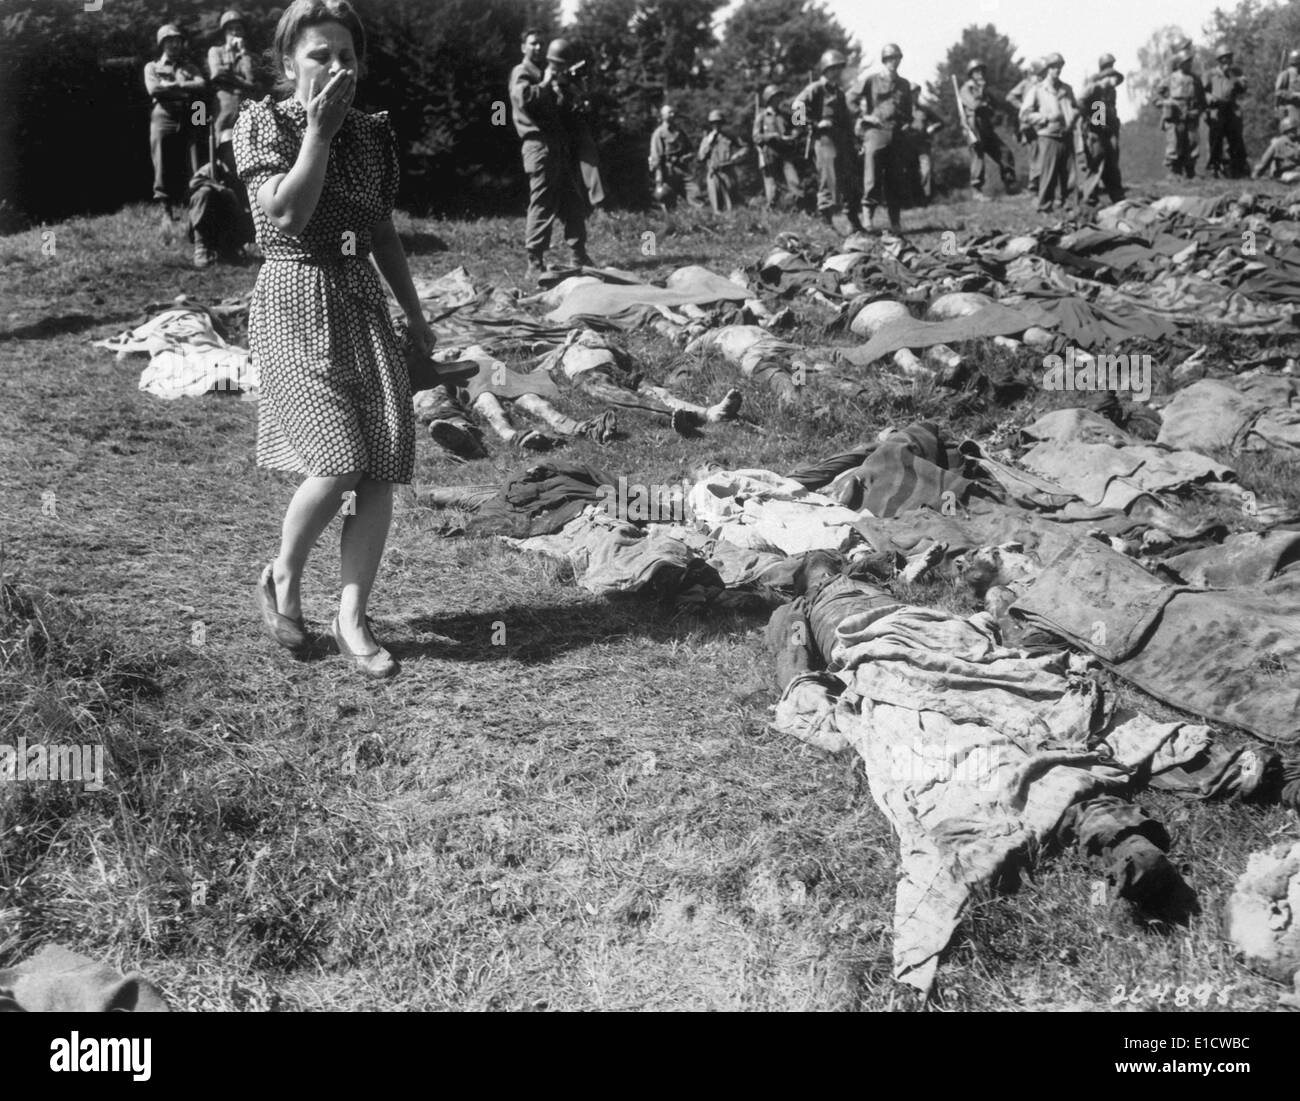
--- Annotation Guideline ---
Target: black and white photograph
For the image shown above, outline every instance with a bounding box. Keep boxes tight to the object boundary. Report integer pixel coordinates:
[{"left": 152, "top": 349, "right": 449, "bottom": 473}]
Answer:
[{"left": 1, "top": 0, "right": 1298, "bottom": 1048}]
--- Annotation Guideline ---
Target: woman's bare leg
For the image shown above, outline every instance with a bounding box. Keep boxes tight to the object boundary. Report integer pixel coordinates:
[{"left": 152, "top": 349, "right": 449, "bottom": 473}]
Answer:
[
  {"left": 273, "top": 472, "right": 363, "bottom": 621},
  {"left": 338, "top": 476, "right": 394, "bottom": 653}
]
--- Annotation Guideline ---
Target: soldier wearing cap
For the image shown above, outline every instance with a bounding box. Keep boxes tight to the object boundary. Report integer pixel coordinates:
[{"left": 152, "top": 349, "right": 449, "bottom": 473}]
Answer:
[
  {"left": 1275, "top": 49, "right": 1300, "bottom": 126},
  {"left": 510, "top": 32, "right": 592, "bottom": 277},
  {"left": 792, "top": 49, "right": 864, "bottom": 231},
  {"left": 649, "top": 103, "right": 702, "bottom": 211},
  {"left": 752, "top": 84, "right": 802, "bottom": 209},
  {"left": 959, "top": 58, "right": 1019, "bottom": 199},
  {"left": 207, "top": 11, "right": 259, "bottom": 186},
  {"left": 905, "top": 82, "right": 943, "bottom": 204},
  {"left": 1007, "top": 58, "right": 1045, "bottom": 192},
  {"left": 1019, "top": 53, "right": 1078, "bottom": 213},
  {"left": 144, "top": 24, "right": 207, "bottom": 219},
  {"left": 1079, "top": 53, "right": 1124, "bottom": 203},
  {"left": 852, "top": 42, "right": 913, "bottom": 232},
  {"left": 1254, "top": 116, "right": 1300, "bottom": 180},
  {"left": 1206, "top": 45, "right": 1249, "bottom": 178},
  {"left": 1152, "top": 49, "right": 1206, "bottom": 178},
  {"left": 698, "top": 109, "right": 743, "bottom": 212}
]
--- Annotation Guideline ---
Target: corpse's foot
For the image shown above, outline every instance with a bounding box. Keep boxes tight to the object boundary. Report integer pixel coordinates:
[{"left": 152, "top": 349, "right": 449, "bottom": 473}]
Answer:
[{"left": 706, "top": 388, "right": 743, "bottom": 422}]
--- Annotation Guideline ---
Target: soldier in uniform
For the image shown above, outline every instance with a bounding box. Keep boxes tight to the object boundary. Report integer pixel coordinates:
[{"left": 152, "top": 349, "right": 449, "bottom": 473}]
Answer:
[
  {"left": 207, "top": 10, "right": 258, "bottom": 195},
  {"left": 1206, "top": 45, "right": 1249, "bottom": 178},
  {"left": 1007, "top": 58, "right": 1044, "bottom": 193},
  {"left": 1080, "top": 54, "right": 1124, "bottom": 204},
  {"left": 793, "top": 50, "right": 864, "bottom": 231},
  {"left": 649, "top": 103, "right": 701, "bottom": 211},
  {"left": 752, "top": 85, "right": 802, "bottom": 209},
  {"left": 698, "top": 109, "right": 743, "bottom": 212},
  {"left": 853, "top": 43, "right": 913, "bottom": 232},
  {"left": 1019, "top": 53, "right": 1078, "bottom": 213},
  {"left": 1253, "top": 116, "right": 1300, "bottom": 181},
  {"left": 510, "top": 33, "right": 593, "bottom": 277},
  {"left": 1153, "top": 49, "right": 1206, "bottom": 179},
  {"left": 906, "top": 82, "right": 943, "bottom": 205},
  {"left": 145, "top": 24, "right": 207, "bottom": 221},
  {"left": 959, "top": 59, "right": 1019, "bottom": 199},
  {"left": 1274, "top": 49, "right": 1300, "bottom": 126}
]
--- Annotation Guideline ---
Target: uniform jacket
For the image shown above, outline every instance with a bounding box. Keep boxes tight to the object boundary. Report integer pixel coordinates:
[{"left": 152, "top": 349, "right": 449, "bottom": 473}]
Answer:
[
  {"left": 1019, "top": 78, "right": 1079, "bottom": 139},
  {"left": 509, "top": 59, "right": 578, "bottom": 143},
  {"left": 1081, "top": 73, "right": 1122, "bottom": 134},
  {"left": 698, "top": 129, "right": 740, "bottom": 174},
  {"left": 144, "top": 56, "right": 207, "bottom": 117},
  {"left": 753, "top": 105, "right": 796, "bottom": 153},
  {"left": 649, "top": 122, "right": 694, "bottom": 175},
  {"left": 1275, "top": 66, "right": 1300, "bottom": 107},
  {"left": 1257, "top": 134, "right": 1300, "bottom": 176},
  {"left": 1206, "top": 67, "right": 1248, "bottom": 113},
  {"left": 960, "top": 79, "right": 1012, "bottom": 131},
  {"left": 853, "top": 71, "right": 913, "bottom": 132},
  {"left": 908, "top": 101, "right": 943, "bottom": 143},
  {"left": 792, "top": 78, "right": 854, "bottom": 137},
  {"left": 1154, "top": 69, "right": 1207, "bottom": 117},
  {"left": 207, "top": 43, "right": 257, "bottom": 95}
]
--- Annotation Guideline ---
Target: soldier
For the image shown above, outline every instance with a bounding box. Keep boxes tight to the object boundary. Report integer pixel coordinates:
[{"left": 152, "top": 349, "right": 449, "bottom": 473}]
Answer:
[
  {"left": 1206, "top": 45, "right": 1249, "bottom": 178},
  {"left": 959, "top": 59, "right": 1019, "bottom": 200},
  {"left": 793, "top": 50, "right": 864, "bottom": 232},
  {"left": 906, "top": 82, "right": 943, "bottom": 205},
  {"left": 649, "top": 103, "right": 701, "bottom": 211},
  {"left": 510, "top": 33, "right": 593, "bottom": 277},
  {"left": 1274, "top": 49, "right": 1300, "bottom": 126},
  {"left": 207, "top": 10, "right": 258, "bottom": 193},
  {"left": 144, "top": 24, "right": 207, "bottom": 222},
  {"left": 1153, "top": 49, "right": 1206, "bottom": 179},
  {"left": 1080, "top": 54, "right": 1124, "bottom": 203},
  {"left": 853, "top": 42, "right": 913, "bottom": 232},
  {"left": 752, "top": 84, "right": 802, "bottom": 209},
  {"left": 1019, "top": 53, "right": 1078, "bottom": 213},
  {"left": 698, "top": 109, "right": 743, "bottom": 212},
  {"left": 1007, "top": 58, "right": 1044, "bottom": 193},
  {"left": 1253, "top": 116, "right": 1300, "bottom": 181}
]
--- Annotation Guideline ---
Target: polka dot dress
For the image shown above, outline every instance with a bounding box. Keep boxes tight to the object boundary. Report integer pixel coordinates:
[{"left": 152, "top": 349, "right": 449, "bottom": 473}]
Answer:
[{"left": 233, "top": 96, "right": 414, "bottom": 483}]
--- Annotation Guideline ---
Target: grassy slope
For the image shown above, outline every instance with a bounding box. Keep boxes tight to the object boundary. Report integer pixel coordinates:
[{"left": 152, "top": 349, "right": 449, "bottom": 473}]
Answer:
[{"left": 1, "top": 181, "right": 1298, "bottom": 1011}]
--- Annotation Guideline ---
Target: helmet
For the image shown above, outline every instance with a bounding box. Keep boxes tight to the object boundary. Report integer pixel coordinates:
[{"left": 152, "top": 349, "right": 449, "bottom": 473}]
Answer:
[
  {"left": 1029, "top": 57, "right": 1046, "bottom": 76},
  {"left": 707, "top": 109, "right": 724, "bottom": 123},
  {"left": 1171, "top": 35, "right": 1193, "bottom": 52},
  {"left": 1098, "top": 52, "right": 1116, "bottom": 70},
  {"left": 966, "top": 59, "right": 986, "bottom": 76},
  {"left": 653, "top": 181, "right": 673, "bottom": 203},
  {"left": 761, "top": 84, "right": 781, "bottom": 104},
  {"left": 1043, "top": 52, "right": 1065, "bottom": 69},
  {"left": 1290, "top": 49, "right": 1300, "bottom": 66},
  {"left": 1215, "top": 44, "right": 1234, "bottom": 59},
  {"left": 546, "top": 38, "right": 577, "bottom": 66},
  {"left": 219, "top": 10, "right": 244, "bottom": 31},
  {"left": 881, "top": 43, "right": 902, "bottom": 61},
  {"left": 1283, "top": 116, "right": 1298, "bottom": 133},
  {"left": 1174, "top": 49, "right": 1194, "bottom": 66},
  {"left": 156, "top": 23, "right": 183, "bottom": 45},
  {"left": 819, "top": 49, "right": 847, "bottom": 73}
]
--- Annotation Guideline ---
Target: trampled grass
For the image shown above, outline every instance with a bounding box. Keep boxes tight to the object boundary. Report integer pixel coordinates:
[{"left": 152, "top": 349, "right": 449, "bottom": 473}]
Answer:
[{"left": 2, "top": 177, "right": 1298, "bottom": 1011}]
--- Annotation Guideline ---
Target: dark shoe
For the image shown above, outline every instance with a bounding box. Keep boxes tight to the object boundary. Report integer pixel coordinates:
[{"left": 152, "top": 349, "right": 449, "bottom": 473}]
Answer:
[
  {"left": 256, "top": 564, "right": 309, "bottom": 651},
  {"left": 428, "top": 417, "right": 488, "bottom": 459},
  {"left": 572, "top": 249, "right": 595, "bottom": 268},
  {"left": 526, "top": 253, "right": 546, "bottom": 280},
  {"left": 670, "top": 408, "right": 705, "bottom": 435},
  {"left": 331, "top": 615, "right": 399, "bottom": 680},
  {"left": 194, "top": 241, "right": 215, "bottom": 269}
]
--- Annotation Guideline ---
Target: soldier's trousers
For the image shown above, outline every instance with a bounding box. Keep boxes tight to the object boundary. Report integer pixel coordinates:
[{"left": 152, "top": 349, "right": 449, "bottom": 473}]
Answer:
[
  {"left": 813, "top": 134, "right": 859, "bottom": 214},
  {"left": 861, "top": 129, "right": 907, "bottom": 225},
  {"left": 705, "top": 168, "right": 736, "bottom": 212},
  {"left": 657, "top": 168, "right": 704, "bottom": 210},
  {"left": 760, "top": 156, "right": 803, "bottom": 207},
  {"left": 150, "top": 109, "right": 197, "bottom": 204},
  {"left": 911, "top": 136, "right": 934, "bottom": 203},
  {"left": 969, "top": 125, "right": 1018, "bottom": 191},
  {"left": 1083, "top": 128, "right": 1123, "bottom": 202},
  {"left": 521, "top": 136, "right": 587, "bottom": 258},
  {"left": 1035, "top": 134, "right": 1074, "bottom": 211},
  {"left": 1207, "top": 111, "right": 1248, "bottom": 177},
  {"left": 1163, "top": 114, "right": 1200, "bottom": 176}
]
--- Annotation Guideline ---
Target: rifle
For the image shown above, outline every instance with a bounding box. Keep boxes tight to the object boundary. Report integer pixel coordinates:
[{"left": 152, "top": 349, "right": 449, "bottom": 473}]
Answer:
[
  {"left": 952, "top": 74, "right": 978, "bottom": 146},
  {"left": 803, "top": 69, "right": 814, "bottom": 160},
  {"left": 754, "top": 91, "right": 768, "bottom": 171}
]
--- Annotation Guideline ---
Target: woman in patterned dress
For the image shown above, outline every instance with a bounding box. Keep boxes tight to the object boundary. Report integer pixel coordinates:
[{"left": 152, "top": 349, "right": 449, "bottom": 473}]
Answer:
[{"left": 234, "top": 0, "right": 434, "bottom": 679}]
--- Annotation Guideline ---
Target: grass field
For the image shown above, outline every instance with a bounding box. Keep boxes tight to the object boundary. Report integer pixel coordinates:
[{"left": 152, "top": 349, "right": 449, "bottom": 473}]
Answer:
[{"left": 2, "top": 174, "right": 1298, "bottom": 1011}]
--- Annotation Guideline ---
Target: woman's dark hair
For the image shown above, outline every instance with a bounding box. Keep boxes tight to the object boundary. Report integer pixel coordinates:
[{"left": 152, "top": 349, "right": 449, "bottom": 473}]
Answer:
[{"left": 270, "top": 0, "right": 366, "bottom": 94}]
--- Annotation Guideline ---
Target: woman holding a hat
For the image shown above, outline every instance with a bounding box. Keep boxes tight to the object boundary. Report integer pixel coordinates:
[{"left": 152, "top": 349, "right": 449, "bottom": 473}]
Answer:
[{"left": 144, "top": 25, "right": 207, "bottom": 219}]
